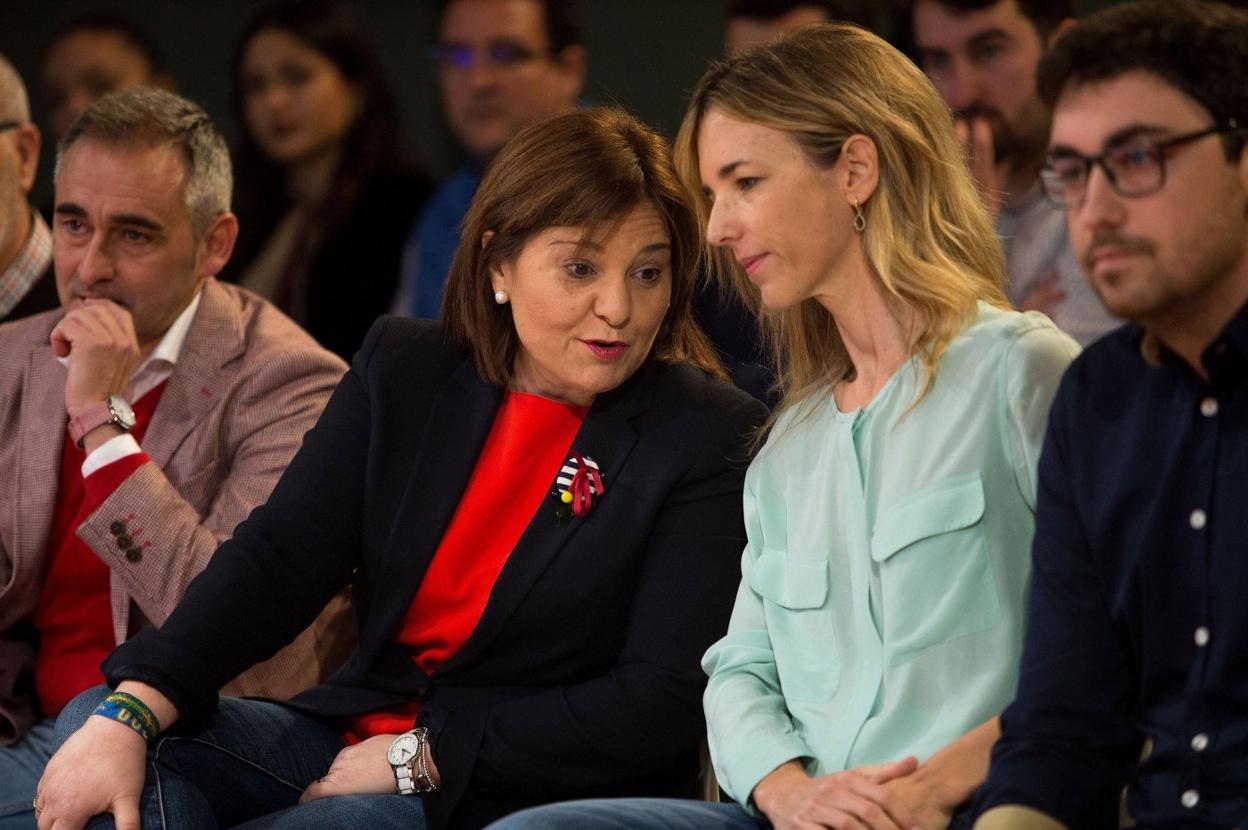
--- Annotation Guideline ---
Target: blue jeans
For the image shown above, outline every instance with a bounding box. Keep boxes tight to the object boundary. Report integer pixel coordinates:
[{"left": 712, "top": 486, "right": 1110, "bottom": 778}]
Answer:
[
  {"left": 486, "top": 796, "right": 978, "bottom": 830},
  {"left": 0, "top": 718, "right": 58, "bottom": 830},
  {"left": 58, "top": 686, "right": 427, "bottom": 830}
]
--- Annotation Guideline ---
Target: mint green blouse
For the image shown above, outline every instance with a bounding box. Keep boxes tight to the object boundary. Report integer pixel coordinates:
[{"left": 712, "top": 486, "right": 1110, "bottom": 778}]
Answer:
[{"left": 702, "top": 304, "right": 1080, "bottom": 807}]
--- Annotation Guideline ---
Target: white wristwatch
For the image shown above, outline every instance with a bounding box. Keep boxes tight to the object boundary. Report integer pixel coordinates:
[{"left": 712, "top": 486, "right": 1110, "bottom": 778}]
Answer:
[
  {"left": 387, "top": 727, "right": 437, "bottom": 795},
  {"left": 387, "top": 730, "right": 420, "bottom": 794}
]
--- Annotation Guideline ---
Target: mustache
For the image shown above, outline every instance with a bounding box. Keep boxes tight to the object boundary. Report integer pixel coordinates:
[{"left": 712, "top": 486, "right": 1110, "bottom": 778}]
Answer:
[{"left": 1082, "top": 231, "right": 1154, "bottom": 268}]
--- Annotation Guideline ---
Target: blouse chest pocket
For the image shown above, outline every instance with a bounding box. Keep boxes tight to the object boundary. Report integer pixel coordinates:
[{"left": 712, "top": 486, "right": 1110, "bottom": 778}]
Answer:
[
  {"left": 747, "top": 552, "right": 840, "bottom": 702},
  {"left": 869, "top": 474, "right": 1001, "bottom": 664}
]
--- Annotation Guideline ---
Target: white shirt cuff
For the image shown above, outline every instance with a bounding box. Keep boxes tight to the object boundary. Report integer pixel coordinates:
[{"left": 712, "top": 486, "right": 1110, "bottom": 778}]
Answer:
[{"left": 81, "top": 433, "right": 143, "bottom": 478}]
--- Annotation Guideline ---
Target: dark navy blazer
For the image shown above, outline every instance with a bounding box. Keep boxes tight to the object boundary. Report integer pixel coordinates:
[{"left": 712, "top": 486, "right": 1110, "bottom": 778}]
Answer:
[{"left": 106, "top": 317, "right": 767, "bottom": 829}]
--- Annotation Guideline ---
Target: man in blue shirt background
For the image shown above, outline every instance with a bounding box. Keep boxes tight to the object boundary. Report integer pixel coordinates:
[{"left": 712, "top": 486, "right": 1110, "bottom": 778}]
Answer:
[
  {"left": 976, "top": 2, "right": 1248, "bottom": 827},
  {"left": 393, "top": 0, "right": 586, "bottom": 320}
]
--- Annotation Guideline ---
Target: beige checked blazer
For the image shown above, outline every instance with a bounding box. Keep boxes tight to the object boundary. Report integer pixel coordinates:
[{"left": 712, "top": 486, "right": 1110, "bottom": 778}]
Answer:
[{"left": 0, "top": 279, "right": 354, "bottom": 744}]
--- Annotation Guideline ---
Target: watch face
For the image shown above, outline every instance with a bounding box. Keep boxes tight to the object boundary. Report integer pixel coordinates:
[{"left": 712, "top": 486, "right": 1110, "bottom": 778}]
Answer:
[
  {"left": 107, "top": 395, "right": 137, "bottom": 430},
  {"left": 387, "top": 734, "right": 419, "bottom": 765}
]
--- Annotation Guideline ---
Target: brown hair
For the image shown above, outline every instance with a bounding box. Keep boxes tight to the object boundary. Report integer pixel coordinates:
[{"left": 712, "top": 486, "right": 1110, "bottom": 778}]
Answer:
[
  {"left": 443, "top": 106, "right": 725, "bottom": 386},
  {"left": 675, "top": 23, "right": 1007, "bottom": 421}
]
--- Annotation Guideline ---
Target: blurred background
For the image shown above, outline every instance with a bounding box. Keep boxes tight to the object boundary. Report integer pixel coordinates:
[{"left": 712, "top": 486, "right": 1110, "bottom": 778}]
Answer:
[{"left": 6, "top": 0, "right": 1128, "bottom": 208}]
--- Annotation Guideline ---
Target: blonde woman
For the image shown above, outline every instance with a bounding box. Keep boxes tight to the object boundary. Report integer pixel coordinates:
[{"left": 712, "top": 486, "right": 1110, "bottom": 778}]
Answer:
[{"left": 488, "top": 23, "right": 1080, "bottom": 830}]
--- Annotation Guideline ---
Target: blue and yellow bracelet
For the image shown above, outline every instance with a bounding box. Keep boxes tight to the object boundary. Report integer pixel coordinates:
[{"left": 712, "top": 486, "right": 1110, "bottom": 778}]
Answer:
[{"left": 91, "top": 691, "right": 161, "bottom": 743}]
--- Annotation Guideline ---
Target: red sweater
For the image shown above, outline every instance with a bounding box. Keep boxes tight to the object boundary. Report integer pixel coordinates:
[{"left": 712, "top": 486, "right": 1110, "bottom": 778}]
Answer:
[
  {"left": 347, "top": 391, "right": 586, "bottom": 740},
  {"left": 32, "top": 383, "right": 166, "bottom": 716}
]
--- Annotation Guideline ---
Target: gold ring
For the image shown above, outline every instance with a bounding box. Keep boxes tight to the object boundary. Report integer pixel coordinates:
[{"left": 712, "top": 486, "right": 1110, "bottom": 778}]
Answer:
[{"left": 31, "top": 797, "right": 41, "bottom": 814}]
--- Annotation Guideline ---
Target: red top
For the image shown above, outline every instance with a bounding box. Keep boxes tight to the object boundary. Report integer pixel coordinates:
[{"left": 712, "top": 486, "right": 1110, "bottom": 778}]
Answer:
[
  {"left": 33, "top": 382, "right": 166, "bottom": 716},
  {"left": 346, "top": 391, "right": 587, "bottom": 741}
]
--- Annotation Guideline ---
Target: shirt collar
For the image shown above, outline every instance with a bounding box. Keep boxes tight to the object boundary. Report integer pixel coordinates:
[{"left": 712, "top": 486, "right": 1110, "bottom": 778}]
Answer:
[
  {"left": 0, "top": 208, "right": 52, "bottom": 317},
  {"left": 1133, "top": 297, "right": 1248, "bottom": 386}
]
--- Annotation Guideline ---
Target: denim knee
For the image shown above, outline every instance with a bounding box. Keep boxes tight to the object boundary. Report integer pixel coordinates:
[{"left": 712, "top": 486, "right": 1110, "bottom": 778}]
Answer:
[{"left": 53, "top": 684, "right": 113, "bottom": 744}]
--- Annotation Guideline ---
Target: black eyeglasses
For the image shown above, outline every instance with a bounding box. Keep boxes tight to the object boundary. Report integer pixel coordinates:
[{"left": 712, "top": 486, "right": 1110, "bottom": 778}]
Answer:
[
  {"left": 1040, "top": 120, "right": 1243, "bottom": 207},
  {"left": 426, "top": 40, "right": 547, "bottom": 71}
]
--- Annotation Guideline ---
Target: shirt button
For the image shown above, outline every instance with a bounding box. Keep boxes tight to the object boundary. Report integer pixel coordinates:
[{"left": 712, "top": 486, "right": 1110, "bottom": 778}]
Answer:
[
  {"left": 1191, "top": 733, "right": 1209, "bottom": 752},
  {"left": 109, "top": 520, "right": 126, "bottom": 535},
  {"left": 1200, "top": 397, "right": 1219, "bottom": 417},
  {"left": 1190, "top": 508, "right": 1207, "bottom": 530},
  {"left": 1195, "top": 626, "right": 1210, "bottom": 647},
  {"left": 124, "top": 547, "right": 143, "bottom": 563},
  {"left": 1181, "top": 788, "right": 1200, "bottom": 808}
]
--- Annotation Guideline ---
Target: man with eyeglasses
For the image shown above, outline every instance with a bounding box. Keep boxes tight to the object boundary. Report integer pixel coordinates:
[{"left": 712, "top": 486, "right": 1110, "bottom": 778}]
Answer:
[
  {"left": 974, "top": 2, "right": 1248, "bottom": 828},
  {"left": 912, "top": 0, "right": 1119, "bottom": 346},
  {"left": 394, "top": 0, "right": 586, "bottom": 320},
  {"left": 0, "top": 54, "right": 57, "bottom": 324}
]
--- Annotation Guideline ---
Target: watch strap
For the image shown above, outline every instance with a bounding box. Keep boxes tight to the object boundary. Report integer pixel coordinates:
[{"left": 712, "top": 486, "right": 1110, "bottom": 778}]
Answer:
[{"left": 68, "top": 395, "right": 135, "bottom": 449}]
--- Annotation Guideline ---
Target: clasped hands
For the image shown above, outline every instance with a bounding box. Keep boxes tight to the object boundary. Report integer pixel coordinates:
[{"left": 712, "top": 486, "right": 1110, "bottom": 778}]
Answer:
[{"left": 753, "top": 758, "right": 954, "bottom": 830}]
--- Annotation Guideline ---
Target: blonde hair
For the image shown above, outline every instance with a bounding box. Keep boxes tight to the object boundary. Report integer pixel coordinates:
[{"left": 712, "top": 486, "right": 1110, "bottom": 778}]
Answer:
[{"left": 675, "top": 22, "right": 1007, "bottom": 422}]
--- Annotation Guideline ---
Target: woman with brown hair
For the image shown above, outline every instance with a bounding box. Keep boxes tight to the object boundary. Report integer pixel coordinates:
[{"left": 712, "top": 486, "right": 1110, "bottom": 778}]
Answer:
[{"left": 34, "top": 107, "right": 766, "bottom": 830}]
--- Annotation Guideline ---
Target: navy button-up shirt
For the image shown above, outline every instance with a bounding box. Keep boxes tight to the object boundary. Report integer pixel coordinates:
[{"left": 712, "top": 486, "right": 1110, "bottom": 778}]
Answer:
[{"left": 977, "top": 301, "right": 1248, "bottom": 829}]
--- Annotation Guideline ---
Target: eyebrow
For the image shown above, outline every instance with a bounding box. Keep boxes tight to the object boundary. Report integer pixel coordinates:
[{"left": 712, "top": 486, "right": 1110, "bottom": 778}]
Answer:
[
  {"left": 966, "top": 28, "right": 1012, "bottom": 49},
  {"left": 1050, "top": 124, "right": 1173, "bottom": 155},
  {"left": 548, "top": 240, "right": 671, "bottom": 254},
  {"left": 714, "top": 159, "right": 749, "bottom": 180},
  {"left": 54, "top": 202, "right": 163, "bottom": 231}
]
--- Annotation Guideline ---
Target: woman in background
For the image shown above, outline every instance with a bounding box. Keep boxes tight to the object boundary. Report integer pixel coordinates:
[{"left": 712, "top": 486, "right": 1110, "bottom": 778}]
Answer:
[{"left": 226, "top": 0, "right": 430, "bottom": 359}]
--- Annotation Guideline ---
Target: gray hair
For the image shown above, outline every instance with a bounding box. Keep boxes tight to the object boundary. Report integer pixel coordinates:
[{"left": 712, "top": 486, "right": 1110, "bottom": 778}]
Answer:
[
  {"left": 55, "top": 87, "right": 231, "bottom": 236},
  {"left": 0, "top": 53, "right": 30, "bottom": 123}
]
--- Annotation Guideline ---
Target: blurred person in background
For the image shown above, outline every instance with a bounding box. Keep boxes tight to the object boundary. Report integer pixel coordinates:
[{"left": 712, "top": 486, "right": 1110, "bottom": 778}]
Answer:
[
  {"left": 0, "top": 53, "right": 56, "bottom": 323},
  {"left": 224, "top": 0, "right": 431, "bottom": 361},
  {"left": 912, "top": 0, "right": 1119, "bottom": 346},
  {"left": 394, "top": 0, "right": 586, "bottom": 321},
  {"left": 41, "top": 12, "right": 175, "bottom": 146}
]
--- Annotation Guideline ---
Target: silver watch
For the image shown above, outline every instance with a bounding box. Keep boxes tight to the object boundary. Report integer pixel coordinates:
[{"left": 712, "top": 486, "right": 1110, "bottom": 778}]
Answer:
[
  {"left": 387, "top": 727, "right": 437, "bottom": 795},
  {"left": 387, "top": 730, "right": 420, "bottom": 795}
]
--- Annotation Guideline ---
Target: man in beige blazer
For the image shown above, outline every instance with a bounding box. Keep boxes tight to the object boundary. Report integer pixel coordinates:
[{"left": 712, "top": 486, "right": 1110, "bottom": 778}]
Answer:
[{"left": 0, "top": 87, "right": 351, "bottom": 824}]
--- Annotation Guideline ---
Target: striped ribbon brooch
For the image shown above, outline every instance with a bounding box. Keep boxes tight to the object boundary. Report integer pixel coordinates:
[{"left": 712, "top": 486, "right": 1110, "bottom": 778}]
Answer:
[{"left": 553, "top": 451, "right": 605, "bottom": 525}]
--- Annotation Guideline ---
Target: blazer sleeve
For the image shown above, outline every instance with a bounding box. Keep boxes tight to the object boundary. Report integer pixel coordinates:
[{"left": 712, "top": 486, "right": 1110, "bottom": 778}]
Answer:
[
  {"left": 76, "top": 346, "right": 346, "bottom": 630},
  {"left": 420, "top": 389, "right": 768, "bottom": 817},
  {"left": 102, "top": 321, "right": 387, "bottom": 724}
]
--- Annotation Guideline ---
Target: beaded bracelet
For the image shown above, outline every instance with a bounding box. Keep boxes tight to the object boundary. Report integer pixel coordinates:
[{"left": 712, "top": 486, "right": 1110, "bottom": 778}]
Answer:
[{"left": 91, "top": 691, "right": 161, "bottom": 743}]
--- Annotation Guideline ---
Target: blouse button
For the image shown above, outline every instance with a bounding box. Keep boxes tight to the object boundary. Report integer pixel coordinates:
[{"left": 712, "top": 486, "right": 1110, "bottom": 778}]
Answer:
[
  {"left": 1194, "top": 626, "right": 1210, "bottom": 647},
  {"left": 1191, "top": 732, "right": 1209, "bottom": 752},
  {"left": 1181, "top": 789, "right": 1200, "bottom": 808},
  {"left": 1200, "top": 397, "right": 1218, "bottom": 417},
  {"left": 1189, "top": 509, "right": 1207, "bottom": 530}
]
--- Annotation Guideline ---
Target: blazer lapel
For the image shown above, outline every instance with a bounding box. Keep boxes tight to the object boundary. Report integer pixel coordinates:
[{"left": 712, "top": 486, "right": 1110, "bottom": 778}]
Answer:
[
  {"left": 143, "top": 282, "right": 241, "bottom": 470},
  {"left": 445, "top": 367, "right": 656, "bottom": 670},
  {"left": 366, "top": 357, "right": 502, "bottom": 653},
  {"left": 16, "top": 342, "right": 68, "bottom": 579}
]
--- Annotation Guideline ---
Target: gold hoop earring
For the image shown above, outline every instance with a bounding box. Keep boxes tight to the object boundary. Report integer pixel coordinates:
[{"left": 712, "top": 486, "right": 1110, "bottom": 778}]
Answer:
[{"left": 852, "top": 196, "right": 866, "bottom": 233}]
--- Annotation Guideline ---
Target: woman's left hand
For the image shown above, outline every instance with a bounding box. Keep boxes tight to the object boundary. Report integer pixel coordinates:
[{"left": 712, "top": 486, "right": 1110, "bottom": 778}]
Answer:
[{"left": 299, "top": 734, "right": 443, "bottom": 802}]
